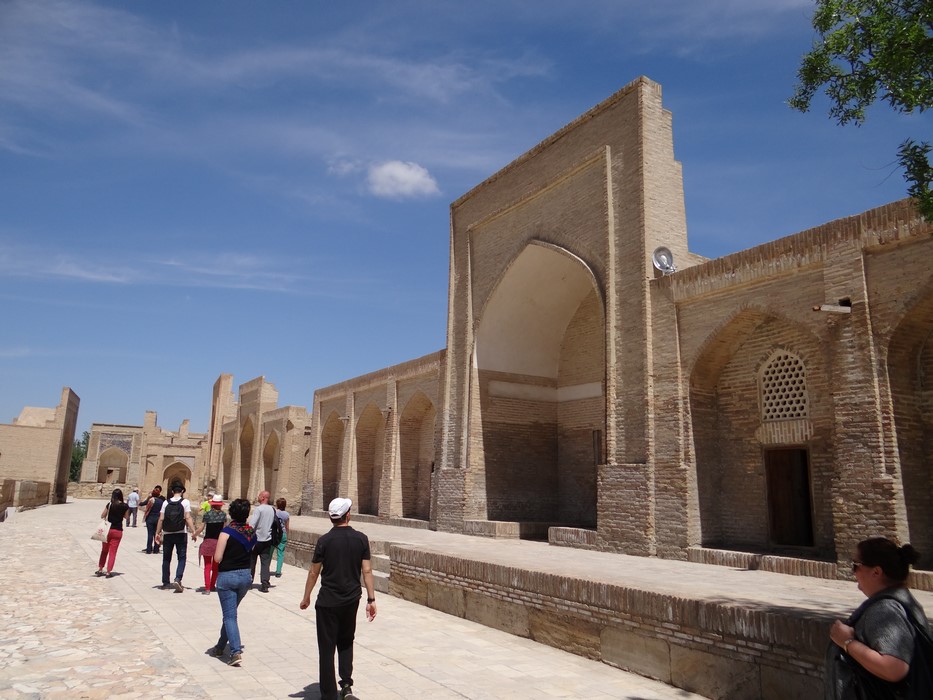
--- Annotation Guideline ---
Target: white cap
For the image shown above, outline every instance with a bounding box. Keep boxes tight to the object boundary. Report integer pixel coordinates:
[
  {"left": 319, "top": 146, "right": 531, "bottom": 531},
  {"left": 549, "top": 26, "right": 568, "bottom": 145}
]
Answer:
[{"left": 328, "top": 497, "right": 352, "bottom": 518}]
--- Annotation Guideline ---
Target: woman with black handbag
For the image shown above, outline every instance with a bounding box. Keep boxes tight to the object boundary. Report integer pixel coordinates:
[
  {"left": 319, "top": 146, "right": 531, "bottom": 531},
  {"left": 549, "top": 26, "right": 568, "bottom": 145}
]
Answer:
[{"left": 825, "top": 537, "right": 930, "bottom": 699}]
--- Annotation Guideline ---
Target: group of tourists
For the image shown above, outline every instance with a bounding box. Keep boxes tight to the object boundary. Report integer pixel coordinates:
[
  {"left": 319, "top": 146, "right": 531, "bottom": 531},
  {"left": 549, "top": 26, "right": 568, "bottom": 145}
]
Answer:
[
  {"left": 93, "top": 486, "right": 375, "bottom": 700},
  {"left": 94, "top": 484, "right": 930, "bottom": 699}
]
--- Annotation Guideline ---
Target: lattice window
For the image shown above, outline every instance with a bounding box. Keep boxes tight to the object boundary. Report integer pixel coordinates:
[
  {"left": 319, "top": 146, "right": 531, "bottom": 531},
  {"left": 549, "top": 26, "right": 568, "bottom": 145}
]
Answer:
[{"left": 760, "top": 351, "right": 809, "bottom": 421}]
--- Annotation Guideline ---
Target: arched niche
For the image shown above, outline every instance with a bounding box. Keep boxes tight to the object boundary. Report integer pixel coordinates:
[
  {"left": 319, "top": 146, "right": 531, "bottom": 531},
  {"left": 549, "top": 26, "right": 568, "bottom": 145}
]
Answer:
[{"left": 471, "top": 241, "right": 605, "bottom": 530}]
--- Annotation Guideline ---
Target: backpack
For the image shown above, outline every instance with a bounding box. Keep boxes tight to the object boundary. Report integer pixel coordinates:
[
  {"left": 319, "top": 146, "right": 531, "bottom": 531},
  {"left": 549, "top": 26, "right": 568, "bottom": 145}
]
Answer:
[
  {"left": 876, "top": 592, "right": 933, "bottom": 700},
  {"left": 270, "top": 508, "right": 284, "bottom": 548},
  {"left": 163, "top": 499, "right": 186, "bottom": 532}
]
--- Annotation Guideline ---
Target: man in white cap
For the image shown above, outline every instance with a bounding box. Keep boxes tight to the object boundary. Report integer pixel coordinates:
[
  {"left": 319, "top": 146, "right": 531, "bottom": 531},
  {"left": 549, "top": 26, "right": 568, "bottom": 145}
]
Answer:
[{"left": 300, "top": 497, "right": 376, "bottom": 700}]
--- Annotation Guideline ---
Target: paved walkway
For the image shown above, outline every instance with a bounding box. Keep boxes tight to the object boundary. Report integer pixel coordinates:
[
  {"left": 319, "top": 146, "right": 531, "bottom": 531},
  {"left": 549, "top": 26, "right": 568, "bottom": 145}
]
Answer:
[{"left": 0, "top": 500, "right": 711, "bottom": 700}]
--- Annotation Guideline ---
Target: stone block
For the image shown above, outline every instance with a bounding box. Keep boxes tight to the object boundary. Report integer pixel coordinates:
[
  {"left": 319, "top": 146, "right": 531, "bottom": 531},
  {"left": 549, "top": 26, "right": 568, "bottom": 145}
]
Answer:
[
  {"left": 601, "top": 625, "right": 671, "bottom": 683},
  {"left": 464, "top": 590, "right": 529, "bottom": 637},
  {"left": 427, "top": 581, "right": 465, "bottom": 618},
  {"left": 760, "top": 664, "right": 821, "bottom": 700},
  {"left": 529, "top": 608, "right": 600, "bottom": 659},
  {"left": 389, "top": 571, "right": 429, "bottom": 606},
  {"left": 670, "top": 644, "right": 760, "bottom": 700}
]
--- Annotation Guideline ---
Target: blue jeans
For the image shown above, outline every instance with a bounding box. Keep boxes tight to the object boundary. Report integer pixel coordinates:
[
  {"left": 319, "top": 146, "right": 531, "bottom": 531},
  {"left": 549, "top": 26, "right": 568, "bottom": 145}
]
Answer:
[
  {"left": 161, "top": 533, "right": 187, "bottom": 585},
  {"left": 216, "top": 568, "right": 251, "bottom": 654},
  {"left": 145, "top": 519, "right": 160, "bottom": 553}
]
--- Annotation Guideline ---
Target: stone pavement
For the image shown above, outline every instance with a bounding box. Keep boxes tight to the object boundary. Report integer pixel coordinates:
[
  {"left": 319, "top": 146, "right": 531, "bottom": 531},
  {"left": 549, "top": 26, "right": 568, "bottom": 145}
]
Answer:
[{"left": 0, "top": 499, "right": 710, "bottom": 700}]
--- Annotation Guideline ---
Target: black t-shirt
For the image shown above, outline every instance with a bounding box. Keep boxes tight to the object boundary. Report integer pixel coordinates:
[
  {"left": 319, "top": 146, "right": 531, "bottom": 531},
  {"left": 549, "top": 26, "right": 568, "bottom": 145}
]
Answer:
[
  {"left": 312, "top": 526, "right": 371, "bottom": 607},
  {"left": 218, "top": 525, "right": 255, "bottom": 572},
  {"left": 107, "top": 502, "right": 129, "bottom": 531}
]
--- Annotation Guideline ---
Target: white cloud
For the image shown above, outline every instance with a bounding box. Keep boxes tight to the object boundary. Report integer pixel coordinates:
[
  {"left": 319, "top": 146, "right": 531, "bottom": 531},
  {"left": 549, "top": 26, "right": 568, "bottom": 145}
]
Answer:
[{"left": 367, "top": 161, "right": 440, "bottom": 199}]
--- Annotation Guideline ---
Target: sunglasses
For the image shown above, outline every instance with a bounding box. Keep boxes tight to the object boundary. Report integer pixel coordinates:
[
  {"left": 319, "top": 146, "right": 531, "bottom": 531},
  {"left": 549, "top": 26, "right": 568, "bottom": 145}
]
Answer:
[{"left": 851, "top": 560, "right": 864, "bottom": 572}]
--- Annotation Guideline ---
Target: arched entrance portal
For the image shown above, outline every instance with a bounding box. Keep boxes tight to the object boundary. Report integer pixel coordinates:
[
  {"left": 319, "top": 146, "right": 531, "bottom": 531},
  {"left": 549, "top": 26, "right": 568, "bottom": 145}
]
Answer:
[
  {"left": 163, "top": 462, "right": 192, "bottom": 494},
  {"left": 472, "top": 242, "right": 604, "bottom": 530},
  {"left": 97, "top": 447, "right": 129, "bottom": 483}
]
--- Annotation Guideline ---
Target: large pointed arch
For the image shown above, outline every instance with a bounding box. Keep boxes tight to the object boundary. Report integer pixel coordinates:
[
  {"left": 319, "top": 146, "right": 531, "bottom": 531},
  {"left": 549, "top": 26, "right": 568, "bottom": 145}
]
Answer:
[{"left": 471, "top": 241, "right": 604, "bottom": 529}]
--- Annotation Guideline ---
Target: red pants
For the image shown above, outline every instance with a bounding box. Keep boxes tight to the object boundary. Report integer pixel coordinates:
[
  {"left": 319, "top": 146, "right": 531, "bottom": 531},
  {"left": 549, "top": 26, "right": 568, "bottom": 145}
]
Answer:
[
  {"left": 203, "top": 556, "right": 219, "bottom": 590},
  {"left": 199, "top": 537, "right": 219, "bottom": 590},
  {"left": 98, "top": 528, "right": 123, "bottom": 572}
]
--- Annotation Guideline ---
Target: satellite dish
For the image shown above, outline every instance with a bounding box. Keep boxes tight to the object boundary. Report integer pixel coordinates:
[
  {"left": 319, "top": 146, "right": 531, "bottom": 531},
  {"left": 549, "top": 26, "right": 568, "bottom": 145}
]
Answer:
[{"left": 652, "top": 246, "right": 676, "bottom": 275}]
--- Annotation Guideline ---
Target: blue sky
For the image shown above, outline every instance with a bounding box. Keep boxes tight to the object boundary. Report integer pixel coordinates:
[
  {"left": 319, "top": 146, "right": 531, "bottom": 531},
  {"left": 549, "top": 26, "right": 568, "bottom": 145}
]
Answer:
[{"left": 1, "top": 0, "right": 925, "bottom": 436}]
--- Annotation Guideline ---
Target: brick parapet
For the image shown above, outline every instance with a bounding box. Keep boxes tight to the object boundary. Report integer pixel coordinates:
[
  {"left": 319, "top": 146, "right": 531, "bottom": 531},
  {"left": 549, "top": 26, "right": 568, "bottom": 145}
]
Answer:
[
  {"left": 389, "top": 545, "right": 827, "bottom": 698},
  {"left": 665, "top": 199, "right": 929, "bottom": 302}
]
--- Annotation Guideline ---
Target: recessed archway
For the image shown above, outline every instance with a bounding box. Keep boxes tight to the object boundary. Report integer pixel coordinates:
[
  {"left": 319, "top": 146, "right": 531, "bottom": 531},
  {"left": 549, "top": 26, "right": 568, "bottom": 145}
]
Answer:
[
  {"left": 472, "top": 242, "right": 604, "bottom": 529},
  {"left": 97, "top": 447, "right": 129, "bottom": 484},
  {"left": 355, "top": 404, "right": 384, "bottom": 516},
  {"left": 263, "top": 431, "right": 280, "bottom": 496},
  {"left": 239, "top": 419, "right": 255, "bottom": 500},
  {"left": 321, "top": 412, "right": 345, "bottom": 509},
  {"left": 163, "top": 462, "right": 192, "bottom": 494},
  {"left": 399, "top": 392, "right": 436, "bottom": 520},
  {"left": 689, "top": 308, "right": 832, "bottom": 557}
]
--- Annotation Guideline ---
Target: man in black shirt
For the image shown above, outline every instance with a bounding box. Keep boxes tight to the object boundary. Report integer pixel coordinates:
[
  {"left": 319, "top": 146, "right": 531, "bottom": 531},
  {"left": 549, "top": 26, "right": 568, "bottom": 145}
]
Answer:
[{"left": 300, "top": 498, "right": 376, "bottom": 700}]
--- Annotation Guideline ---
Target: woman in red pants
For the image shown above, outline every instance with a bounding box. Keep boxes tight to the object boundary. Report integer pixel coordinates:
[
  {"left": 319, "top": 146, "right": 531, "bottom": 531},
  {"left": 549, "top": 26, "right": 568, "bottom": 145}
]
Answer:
[
  {"left": 96, "top": 489, "right": 130, "bottom": 577},
  {"left": 193, "top": 494, "right": 228, "bottom": 593}
]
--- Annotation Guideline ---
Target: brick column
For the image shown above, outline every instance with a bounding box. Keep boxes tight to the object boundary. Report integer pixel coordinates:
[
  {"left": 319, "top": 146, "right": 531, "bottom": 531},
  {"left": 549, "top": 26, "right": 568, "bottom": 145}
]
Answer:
[
  {"left": 825, "top": 247, "right": 908, "bottom": 565},
  {"left": 340, "top": 395, "right": 355, "bottom": 503}
]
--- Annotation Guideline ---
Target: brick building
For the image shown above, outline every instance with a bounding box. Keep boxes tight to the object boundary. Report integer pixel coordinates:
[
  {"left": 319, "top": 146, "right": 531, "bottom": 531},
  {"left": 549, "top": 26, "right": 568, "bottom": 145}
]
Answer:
[
  {"left": 73, "top": 76, "right": 930, "bottom": 580},
  {"left": 208, "top": 374, "right": 311, "bottom": 503},
  {"left": 79, "top": 411, "right": 209, "bottom": 496},
  {"left": 297, "top": 76, "right": 932, "bottom": 577}
]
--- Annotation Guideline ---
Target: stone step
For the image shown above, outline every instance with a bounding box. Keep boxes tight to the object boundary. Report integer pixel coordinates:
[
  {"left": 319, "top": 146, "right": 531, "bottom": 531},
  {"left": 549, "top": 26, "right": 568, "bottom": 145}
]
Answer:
[
  {"left": 372, "top": 552, "right": 391, "bottom": 574},
  {"left": 373, "top": 569, "right": 390, "bottom": 594}
]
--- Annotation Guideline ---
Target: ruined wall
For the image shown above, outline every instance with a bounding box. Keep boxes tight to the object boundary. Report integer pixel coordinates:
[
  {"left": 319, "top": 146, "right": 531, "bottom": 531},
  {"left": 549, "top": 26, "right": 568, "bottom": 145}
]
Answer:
[{"left": 0, "top": 387, "right": 79, "bottom": 505}]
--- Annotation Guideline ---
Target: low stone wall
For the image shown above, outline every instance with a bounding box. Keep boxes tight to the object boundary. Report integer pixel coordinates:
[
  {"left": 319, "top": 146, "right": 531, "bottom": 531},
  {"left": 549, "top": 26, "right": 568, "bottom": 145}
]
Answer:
[
  {"left": 68, "top": 481, "right": 135, "bottom": 499},
  {"left": 389, "top": 545, "right": 826, "bottom": 700}
]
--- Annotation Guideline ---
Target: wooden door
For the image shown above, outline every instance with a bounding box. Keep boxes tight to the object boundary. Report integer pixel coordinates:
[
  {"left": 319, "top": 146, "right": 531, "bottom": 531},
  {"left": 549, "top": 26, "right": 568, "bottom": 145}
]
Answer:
[{"left": 765, "top": 448, "right": 814, "bottom": 547}]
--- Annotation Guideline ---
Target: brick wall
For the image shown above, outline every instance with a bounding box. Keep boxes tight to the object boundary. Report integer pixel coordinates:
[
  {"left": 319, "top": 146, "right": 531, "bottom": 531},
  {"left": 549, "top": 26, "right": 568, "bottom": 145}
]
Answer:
[{"left": 390, "top": 546, "right": 825, "bottom": 699}]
